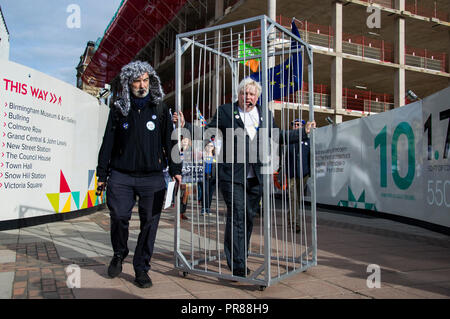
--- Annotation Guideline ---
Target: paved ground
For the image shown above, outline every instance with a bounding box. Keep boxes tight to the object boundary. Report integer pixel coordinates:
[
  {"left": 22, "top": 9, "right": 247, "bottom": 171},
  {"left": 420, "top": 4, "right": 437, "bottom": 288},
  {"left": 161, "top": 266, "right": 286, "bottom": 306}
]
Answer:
[{"left": 0, "top": 202, "right": 449, "bottom": 299}]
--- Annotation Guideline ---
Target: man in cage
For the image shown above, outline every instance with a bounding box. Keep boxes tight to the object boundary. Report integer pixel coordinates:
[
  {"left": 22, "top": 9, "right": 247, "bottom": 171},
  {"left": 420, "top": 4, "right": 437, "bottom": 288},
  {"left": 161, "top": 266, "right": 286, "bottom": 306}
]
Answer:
[
  {"left": 96, "top": 60, "right": 182, "bottom": 288},
  {"left": 173, "top": 78, "right": 315, "bottom": 278}
]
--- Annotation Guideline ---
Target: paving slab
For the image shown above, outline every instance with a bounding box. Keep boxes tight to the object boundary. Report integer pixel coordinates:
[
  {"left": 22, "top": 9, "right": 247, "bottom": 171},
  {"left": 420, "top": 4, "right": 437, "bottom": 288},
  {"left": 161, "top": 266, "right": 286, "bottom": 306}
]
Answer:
[
  {"left": 0, "top": 250, "right": 16, "bottom": 263},
  {"left": 0, "top": 204, "right": 449, "bottom": 300},
  {"left": 0, "top": 272, "right": 14, "bottom": 299}
]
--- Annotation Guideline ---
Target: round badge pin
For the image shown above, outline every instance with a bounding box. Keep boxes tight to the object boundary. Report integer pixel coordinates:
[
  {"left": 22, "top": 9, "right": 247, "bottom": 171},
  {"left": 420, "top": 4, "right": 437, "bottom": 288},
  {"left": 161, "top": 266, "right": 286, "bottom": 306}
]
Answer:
[
  {"left": 235, "top": 115, "right": 240, "bottom": 119},
  {"left": 146, "top": 121, "right": 155, "bottom": 131},
  {"left": 152, "top": 114, "right": 157, "bottom": 120},
  {"left": 123, "top": 122, "right": 129, "bottom": 130}
]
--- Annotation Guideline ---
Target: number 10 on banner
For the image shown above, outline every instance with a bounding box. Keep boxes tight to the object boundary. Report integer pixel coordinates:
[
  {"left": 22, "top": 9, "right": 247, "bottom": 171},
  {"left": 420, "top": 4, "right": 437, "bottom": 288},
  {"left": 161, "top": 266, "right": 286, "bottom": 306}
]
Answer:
[{"left": 374, "top": 122, "right": 415, "bottom": 190}]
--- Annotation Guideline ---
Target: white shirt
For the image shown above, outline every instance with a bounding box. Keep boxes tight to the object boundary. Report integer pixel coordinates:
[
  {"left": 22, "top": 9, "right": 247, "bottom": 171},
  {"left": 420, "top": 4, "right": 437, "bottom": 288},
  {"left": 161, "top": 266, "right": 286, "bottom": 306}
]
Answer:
[
  {"left": 238, "top": 106, "right": 260, "bottom": 178},
  {"left": 238, "top": 106, "right": 260, "bottom": 140}
]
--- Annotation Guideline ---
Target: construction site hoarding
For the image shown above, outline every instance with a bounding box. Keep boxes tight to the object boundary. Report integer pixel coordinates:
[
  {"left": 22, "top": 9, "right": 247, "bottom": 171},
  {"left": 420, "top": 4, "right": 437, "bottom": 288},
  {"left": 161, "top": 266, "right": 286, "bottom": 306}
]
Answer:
[
  {"left": 314, "top": 86, "right": 450, "bottom": 228},
  {"left": 0, "top": 60, "right": 109, "bottom": 223}
]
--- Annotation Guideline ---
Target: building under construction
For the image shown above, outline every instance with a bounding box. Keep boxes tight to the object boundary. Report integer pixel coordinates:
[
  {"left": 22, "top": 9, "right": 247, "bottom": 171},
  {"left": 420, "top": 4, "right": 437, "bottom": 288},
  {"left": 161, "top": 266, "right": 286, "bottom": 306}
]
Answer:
[{"left": 81, "top": 0, "right": 449, "bottom": 126}]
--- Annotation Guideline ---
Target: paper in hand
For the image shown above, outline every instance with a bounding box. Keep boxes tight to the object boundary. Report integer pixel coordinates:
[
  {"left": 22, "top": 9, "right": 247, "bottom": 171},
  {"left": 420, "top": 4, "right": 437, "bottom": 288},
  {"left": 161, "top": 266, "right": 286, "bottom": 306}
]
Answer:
[{"left": 164, "top": 181, "right": 176, "bottom": 209}]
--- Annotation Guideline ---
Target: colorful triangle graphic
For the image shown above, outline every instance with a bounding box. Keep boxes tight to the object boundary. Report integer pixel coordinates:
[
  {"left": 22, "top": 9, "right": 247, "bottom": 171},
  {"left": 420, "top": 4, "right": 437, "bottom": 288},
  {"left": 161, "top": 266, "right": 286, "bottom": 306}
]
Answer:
[
  {"left": 357, "top": 190, "right": 365, "bottom": 203},
  {"left": 60, "top": 170, "right": 71, "bottom": 193},
  {"left": 81, "top": 193, "right": 88, "bottom": 209},
  {"left": 87, "top": 191, "right": 93, "bottom": 208},
  {"left": 348, "top": 186, "right": 356, "bottom": 202},
  {"left": 88, "top": 190, "right": 97, "bottom": 207},
  {"left": 88, "top": 170, "right": 95, "bottom": 189},
  {"left": 62, "top": 194, "right": 71, "bottom": 213},
  {"left": 46, "top": 193, "right": 60, "bottom": 213},
  {"left": 71, "top": 191, "right": 80, "bottom": 210}
]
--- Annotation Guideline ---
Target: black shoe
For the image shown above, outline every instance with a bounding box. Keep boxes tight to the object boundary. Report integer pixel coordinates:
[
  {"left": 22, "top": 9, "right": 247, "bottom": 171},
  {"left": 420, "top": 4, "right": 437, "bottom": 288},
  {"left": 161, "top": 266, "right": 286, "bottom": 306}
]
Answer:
[
  {"left": 108, "top": 255, "right": 123, "bottom": 278},
  {"left": 134, "top": 271, "right": 153, "bottom": 288},
  {"left": 232, "top": 267, "right": 251, "bottom": 278}
]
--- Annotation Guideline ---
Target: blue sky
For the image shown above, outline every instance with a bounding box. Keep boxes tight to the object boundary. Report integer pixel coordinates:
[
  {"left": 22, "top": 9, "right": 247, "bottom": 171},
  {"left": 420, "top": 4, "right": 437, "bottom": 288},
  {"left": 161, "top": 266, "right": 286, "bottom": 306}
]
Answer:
[{"left": 1, "top": 0, "right": 122, "bottom": 86}]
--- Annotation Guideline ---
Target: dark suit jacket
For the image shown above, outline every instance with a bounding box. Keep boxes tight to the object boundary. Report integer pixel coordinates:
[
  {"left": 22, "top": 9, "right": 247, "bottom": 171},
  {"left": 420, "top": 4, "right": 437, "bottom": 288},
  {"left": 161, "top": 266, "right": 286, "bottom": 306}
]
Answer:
[
  {"left": 285, "top": 137, "right": 311, "bottom": 179},
  {"left": 201, "top": 102, "right": 307, "bottom": 185}
]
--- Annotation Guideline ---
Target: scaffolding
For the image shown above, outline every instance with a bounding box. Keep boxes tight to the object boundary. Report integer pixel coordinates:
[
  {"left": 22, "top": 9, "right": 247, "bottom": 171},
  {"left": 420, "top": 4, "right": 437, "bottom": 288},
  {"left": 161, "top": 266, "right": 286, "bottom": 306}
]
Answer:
[{"left": 174, "top": 15, "right": 317, "bottom": 290}]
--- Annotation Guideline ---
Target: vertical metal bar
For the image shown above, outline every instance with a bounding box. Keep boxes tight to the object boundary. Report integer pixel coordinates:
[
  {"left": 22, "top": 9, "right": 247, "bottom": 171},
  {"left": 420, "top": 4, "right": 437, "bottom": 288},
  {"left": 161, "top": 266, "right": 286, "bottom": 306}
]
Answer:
[
  {"left": 230, "top": 27, "right": 235, "bottom": 277},
  {"left": 241, "top": 28, "right": 248, "bottom": 277},
  {"left": 307, "top": 47, "right": 317, "bottom": 265},
  {"left": 202, "top": 33, "right": 207, "bottom": 271},
  {"left": 208, "top": 45, "right": 213, "bottom": 266},
  {"left": 190, "top": 39, "right": 195, "bottom": 269},
  {"left": 298, "top": 45, "right": 306, "bottom": 268},
  {"left": 196, "top": 42, "right": 203, "bottom": 266},
  {"left": 215, "top": 31, "right": 222, "bottom": 273},
  {"left": 175, "top": 35, "right": 182, "bottom": 268},
  {"left": 260, "top": 16, "right": 271, "bottom": 287}
]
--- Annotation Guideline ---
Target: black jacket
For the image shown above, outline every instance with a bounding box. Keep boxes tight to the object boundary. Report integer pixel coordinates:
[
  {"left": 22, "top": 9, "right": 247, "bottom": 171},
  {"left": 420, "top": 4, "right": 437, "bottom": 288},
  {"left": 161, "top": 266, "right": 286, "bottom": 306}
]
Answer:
[
  {"left": 97, "top": 99, "right": 181, "bottom": 182},
  {"left": 285, "top": 136, "right": 311, "bottom": 179},
  {"left": 199, "top": 102, "right": 307, "bottom": 185}
]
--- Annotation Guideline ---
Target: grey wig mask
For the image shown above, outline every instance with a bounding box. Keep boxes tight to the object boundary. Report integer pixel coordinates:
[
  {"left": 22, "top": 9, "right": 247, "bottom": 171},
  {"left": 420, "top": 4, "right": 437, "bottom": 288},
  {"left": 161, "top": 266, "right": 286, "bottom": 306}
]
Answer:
[{"left": 114, "top": 60, "right": 165, "bottom": 116}]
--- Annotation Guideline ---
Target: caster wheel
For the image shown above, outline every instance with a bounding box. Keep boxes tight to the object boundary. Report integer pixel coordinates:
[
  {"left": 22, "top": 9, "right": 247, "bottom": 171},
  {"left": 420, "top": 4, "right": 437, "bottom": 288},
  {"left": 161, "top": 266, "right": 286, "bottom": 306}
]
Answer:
[{"left": 259, "top": 285, "right": 266, "bottom": 291}]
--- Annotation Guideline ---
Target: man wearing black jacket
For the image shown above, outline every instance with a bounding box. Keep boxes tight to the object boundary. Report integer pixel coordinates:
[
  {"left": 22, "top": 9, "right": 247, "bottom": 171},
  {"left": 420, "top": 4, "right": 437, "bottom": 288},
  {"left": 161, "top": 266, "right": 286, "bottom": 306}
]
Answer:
[
  {"left": 97, "top": 61, "right": 182, "bottom": 288},
  {"left": 284, "top": 119, "right": 314, "bottom": 233},
  {"left": 174, "top": 78, "right": 314, "bottom": 278}
]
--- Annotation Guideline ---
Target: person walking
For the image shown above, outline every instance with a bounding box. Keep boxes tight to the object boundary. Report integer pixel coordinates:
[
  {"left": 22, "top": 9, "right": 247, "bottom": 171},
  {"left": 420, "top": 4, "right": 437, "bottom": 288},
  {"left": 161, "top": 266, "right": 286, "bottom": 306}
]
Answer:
[{"left": 96, "top": 61, "right": 182, "bottom": 288}]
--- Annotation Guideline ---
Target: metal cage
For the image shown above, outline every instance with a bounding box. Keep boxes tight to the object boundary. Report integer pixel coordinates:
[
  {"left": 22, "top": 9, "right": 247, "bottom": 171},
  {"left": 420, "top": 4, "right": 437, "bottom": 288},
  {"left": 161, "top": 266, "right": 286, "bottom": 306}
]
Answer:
[{"left": 174, "top": 15, "right": 316, "bottom": 290}]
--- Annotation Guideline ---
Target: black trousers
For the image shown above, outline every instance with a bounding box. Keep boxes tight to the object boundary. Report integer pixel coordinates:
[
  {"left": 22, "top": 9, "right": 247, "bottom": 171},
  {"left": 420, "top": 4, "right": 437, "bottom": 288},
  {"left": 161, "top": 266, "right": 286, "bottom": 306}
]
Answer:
[
  {"left": 106, "top": 170, "right": 166, "bottom": 273},
  {"left": 220, "top": 178, "right": 262, "bottom": 272},
  {"left": 201, "top": 176, "right": 216, "bottom": 213}
]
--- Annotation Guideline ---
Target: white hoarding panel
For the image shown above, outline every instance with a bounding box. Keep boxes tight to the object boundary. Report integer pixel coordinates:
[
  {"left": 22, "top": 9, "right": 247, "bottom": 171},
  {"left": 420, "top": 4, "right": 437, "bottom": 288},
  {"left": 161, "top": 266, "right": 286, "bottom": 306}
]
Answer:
[
  {"left": 361, "top": 102, "right": 424, "bottom": 218},
  {"left": 422, "top": 87, "right": 450, "bottom": 227},
  {"left": 0, "top": 60, "right": 109, "bottom": 222},
  {"left": 315, "top": 119, "right": 365, "bottom": 206},
  {"left": 315, "top": 87, "right": 450, "bottom": 228}
]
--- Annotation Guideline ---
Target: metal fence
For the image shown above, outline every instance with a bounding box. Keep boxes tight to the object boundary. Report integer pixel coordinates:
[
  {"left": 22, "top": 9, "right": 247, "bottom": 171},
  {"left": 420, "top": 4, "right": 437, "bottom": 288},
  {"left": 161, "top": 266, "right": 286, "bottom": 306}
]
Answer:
[{"left": 174, "top": 15, "right": 317, "bottom": 290}]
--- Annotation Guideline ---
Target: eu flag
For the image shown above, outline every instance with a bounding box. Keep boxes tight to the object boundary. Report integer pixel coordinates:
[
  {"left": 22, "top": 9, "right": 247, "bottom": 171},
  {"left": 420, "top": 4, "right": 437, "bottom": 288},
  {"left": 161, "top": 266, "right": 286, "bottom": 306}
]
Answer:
[{"left": 250, "top": 20, "right": 303, "bottom": 102}]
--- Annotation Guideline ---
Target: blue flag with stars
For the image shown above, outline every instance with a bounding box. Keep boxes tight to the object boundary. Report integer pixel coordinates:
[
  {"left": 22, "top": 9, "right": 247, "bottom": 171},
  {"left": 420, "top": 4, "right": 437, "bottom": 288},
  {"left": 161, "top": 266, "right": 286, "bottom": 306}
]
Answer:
[{"left": 250, "top": 20, "right": 303, "bottom": 102}]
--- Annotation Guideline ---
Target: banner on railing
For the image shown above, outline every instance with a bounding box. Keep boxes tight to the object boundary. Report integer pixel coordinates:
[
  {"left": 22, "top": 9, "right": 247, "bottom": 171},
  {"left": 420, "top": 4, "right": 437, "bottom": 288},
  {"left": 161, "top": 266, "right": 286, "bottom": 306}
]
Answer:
[
  {"left": 0, "top": 60, "right": 109, "bottom": 222},
  {"left": 314, "top": 86, "right": 450, "bottom": 228}
]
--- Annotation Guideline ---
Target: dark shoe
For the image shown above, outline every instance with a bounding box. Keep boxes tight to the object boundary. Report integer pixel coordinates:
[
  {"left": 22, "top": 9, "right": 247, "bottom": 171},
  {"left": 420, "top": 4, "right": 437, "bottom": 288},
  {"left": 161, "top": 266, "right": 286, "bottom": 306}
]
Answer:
[
  {"left": 134, "top": 271, "right": 153, "bottom": 288},
  {"left": 232, "top": 267, "right": 251, "bottom": 278},
  {"left": 181, "top": 203, "right": 187, "bottom": 214},
  {"left": 180, "top": 213, "right": 189, "bottom": 220},
  {"left": 108, "top": 255, "right": 123, "bottom": 278}
]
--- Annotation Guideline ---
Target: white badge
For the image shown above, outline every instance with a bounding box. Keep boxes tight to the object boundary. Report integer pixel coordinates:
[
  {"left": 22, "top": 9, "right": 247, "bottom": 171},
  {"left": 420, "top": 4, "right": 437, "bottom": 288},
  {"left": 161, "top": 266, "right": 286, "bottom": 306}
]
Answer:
[
  {"left": 146, "top": 121, "right": 155, "bottom": 131},
  {"left": 152, "top": 114, "right": 157, "bottom": 120},
  {"left": 235, "top": 115, "right": 240, "bottom": 119}
]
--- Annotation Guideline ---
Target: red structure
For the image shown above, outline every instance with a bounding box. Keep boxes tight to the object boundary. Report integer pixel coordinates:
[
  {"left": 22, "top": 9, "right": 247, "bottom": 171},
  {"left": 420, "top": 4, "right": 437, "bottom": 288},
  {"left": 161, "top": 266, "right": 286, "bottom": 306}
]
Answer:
[{"left": 82, "top": 0, "right": 187, "bottom": 88}]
